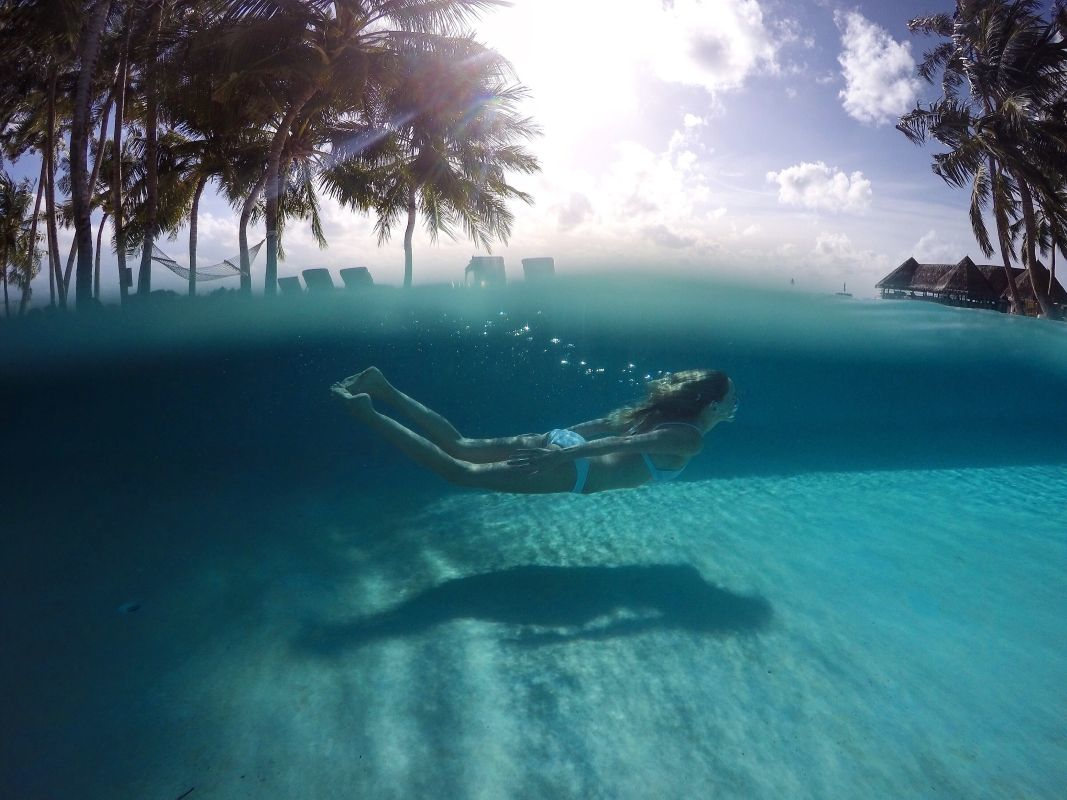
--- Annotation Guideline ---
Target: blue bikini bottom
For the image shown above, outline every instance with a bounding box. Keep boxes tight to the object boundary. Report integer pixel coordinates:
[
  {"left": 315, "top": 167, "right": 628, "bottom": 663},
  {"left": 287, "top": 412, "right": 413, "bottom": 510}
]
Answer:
[{"left": 546, "top": 429, "right": 590, "bottom": 494}]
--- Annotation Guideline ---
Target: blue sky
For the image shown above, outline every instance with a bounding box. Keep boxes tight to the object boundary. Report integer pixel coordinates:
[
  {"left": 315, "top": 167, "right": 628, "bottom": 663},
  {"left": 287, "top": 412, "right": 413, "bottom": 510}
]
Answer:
[{"left": 18, "top": 0, "right": 1006, "bottom": 298}]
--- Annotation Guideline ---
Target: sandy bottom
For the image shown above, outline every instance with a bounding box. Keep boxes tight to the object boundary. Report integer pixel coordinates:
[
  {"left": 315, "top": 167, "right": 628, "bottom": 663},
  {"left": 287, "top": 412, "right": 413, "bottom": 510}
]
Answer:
[{"left": 4, "top": 465, "right": 1066, "bottom": 799}]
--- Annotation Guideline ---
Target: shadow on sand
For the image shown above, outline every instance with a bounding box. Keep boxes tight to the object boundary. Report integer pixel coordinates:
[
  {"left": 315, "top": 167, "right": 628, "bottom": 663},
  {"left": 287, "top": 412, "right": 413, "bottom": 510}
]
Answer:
[{"left": 294, "top": 563, "right": 772, "bottom": 653}]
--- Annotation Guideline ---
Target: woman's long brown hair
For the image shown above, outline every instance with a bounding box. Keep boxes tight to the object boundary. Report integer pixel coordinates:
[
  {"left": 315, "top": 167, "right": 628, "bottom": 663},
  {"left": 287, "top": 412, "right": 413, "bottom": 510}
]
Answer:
[{"left": 608, "top": 369, "right": 730, "bottom": 433}]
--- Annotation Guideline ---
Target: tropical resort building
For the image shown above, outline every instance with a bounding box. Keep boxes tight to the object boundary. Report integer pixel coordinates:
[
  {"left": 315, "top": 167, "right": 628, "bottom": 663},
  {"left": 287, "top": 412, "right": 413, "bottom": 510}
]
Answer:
[{"left": 876, "top": 256, "right": 1066, "bottom": 316}]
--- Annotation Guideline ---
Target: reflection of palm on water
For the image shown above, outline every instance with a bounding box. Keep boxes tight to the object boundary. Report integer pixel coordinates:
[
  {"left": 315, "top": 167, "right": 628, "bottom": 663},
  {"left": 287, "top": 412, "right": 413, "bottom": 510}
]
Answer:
[{"left": 294, "top": 564, "right": 772, "bottom": 654}]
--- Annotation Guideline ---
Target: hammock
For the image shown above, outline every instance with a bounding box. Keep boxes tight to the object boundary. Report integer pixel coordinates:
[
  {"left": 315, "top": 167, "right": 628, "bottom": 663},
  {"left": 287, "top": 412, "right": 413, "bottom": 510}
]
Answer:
[{"left": 151, "top": 239, "right": 264, "bottom": 281}]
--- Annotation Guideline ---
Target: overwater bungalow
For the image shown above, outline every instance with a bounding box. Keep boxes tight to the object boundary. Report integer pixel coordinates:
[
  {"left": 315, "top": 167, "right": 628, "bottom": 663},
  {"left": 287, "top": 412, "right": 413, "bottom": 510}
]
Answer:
[{"left": 876, "top": 256, "right": 1066, "bottom": 316}]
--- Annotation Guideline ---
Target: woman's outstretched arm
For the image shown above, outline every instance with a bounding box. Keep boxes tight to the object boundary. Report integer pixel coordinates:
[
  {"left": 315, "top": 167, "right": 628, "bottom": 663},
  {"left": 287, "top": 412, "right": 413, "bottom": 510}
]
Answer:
[
  {"left": 566, "top": 417, "right": 620, "bottom": 438},
  {"left": 508, "top": 427, "right": 702, "bottom": 471},
  {"left": 568, "top": 428, "right": 703, "bottom": 458}
]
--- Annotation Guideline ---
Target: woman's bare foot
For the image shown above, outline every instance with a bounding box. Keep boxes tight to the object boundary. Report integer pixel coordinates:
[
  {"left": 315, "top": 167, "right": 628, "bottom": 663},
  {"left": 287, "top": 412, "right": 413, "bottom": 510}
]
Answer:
[
  {"left": 331, "top": 386, "right": 375, "bottom": 420},
  {"left": 336, "top": 366, "right": 388, "bottom": 398}
]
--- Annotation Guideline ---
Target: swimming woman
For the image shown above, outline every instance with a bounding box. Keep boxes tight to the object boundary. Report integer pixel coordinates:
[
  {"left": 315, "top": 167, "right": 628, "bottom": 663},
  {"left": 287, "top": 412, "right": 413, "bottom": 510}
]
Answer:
[{"left": 331, "top": 367, "right": 736, "bottom": 495}]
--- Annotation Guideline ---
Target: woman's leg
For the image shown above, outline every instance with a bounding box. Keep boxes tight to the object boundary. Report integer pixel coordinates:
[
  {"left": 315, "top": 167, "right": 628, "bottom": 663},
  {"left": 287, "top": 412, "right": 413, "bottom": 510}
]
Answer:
[
  {"left": 335, "top": 390, "right": 575, "bottom": 494},
  {"left": 337, "top": 367, "right": 462, "bottom": 444},
  {"left": 336, "top": 367, "right": 544, "bottom": 462}
]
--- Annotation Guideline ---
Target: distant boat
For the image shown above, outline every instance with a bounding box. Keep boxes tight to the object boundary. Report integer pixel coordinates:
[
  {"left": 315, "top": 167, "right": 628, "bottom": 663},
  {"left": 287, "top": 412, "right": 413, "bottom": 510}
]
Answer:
[{"left": 835, "top": 282, "right": 852, "bottom": 297}]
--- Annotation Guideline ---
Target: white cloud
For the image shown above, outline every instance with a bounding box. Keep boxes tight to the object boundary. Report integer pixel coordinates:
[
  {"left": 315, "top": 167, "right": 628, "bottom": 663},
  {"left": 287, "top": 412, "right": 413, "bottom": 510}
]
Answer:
[
  {"left": 644, "top": 224, "right": 696, "bottom": 249},
  {"left": 190, "top": 212, "right": 240, "bottom": 256},
  {"left": 813, "top": 231, "right": 858, "bottom": 261},
  {"left": 653, "top": 0, "right": 780, "bottom": 94},
  {"left": 834, "top": 10, "right": 921, "bottom": 125},
  {"left": 766, "top": 161, "right": 872, "bottom": 212},
  {"left": 557, "top": 193, "right": 593, "bottom": 231},
  {"left": 478, "top": 1, "right": 796, "bottom": 147},
  {"left": 808, "top": 231, "right": 892, "bottom": 290},
  {"left": 911, "top": 229, "right": 968, "bottom": 263}
]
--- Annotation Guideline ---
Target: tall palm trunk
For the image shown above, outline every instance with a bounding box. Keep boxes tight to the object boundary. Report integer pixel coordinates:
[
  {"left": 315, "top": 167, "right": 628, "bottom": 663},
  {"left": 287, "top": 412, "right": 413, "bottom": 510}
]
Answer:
[
  {"left": 70, "top": 0, "right": 114, "bottom": 307},
  {"left": 1014, "top": 173, "right": 1057, "bottom": 318},
  {"left": 3, "top": 244, "right": 9, "bottom": 317},
  {"left": 188, "top": 173, "right": 208, "bottom": 296},
  {"left": 403, "top": 183, "right": 416, "bottom": 288},
  {"left": 94, "top": 211, "right": 109, "bottom": 299},
  {"left": 20, "top": 161, "right": 46, "bottom": 314},
  {"left": 137, "top": 0, "right": 165, "bottom": 296},
  {"left": 45, "top": 63, "right": 63, "bottom": 307},
  {"left": 113, "top": 18, "right": 131, "bottom": 304},
  {"left": 990, "top": 159, "right": 1021, "bottom": 314},
  {"left": 1050, "top": 240, "right": 1058, "bottom": 299},
  {"left": 239, "top": 171, "right": 268, "bottom": 293},
  {"left": 264, "top": 86, "right": 316, "bottom": 296},
  {"left": 65, "top": 91, "right": 114, "bottom": 297}
]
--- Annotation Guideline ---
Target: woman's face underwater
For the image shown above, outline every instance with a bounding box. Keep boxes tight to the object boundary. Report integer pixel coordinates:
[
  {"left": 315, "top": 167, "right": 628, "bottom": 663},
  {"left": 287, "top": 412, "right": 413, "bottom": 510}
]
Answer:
[{"left": 699, "top": 379, "right": 737, "bottom": 430}]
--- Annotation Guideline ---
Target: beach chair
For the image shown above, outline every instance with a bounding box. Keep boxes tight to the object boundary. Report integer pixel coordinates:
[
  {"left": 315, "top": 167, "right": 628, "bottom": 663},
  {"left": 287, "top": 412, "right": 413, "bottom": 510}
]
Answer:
[
  {"left": 465, "top": 256, "right": 506, "bottom": 287},
  {"left": 522, "top": 257, "right": 555, "bottom": 281},
  {"left": 302, "top": 268, "right": 336, "bottom": 292},
  {"left": 277, "top": 276, "right": 303, "bottom": 295},
  {"left": 339, "top": 267, "right": 374, "bottom": 289}
]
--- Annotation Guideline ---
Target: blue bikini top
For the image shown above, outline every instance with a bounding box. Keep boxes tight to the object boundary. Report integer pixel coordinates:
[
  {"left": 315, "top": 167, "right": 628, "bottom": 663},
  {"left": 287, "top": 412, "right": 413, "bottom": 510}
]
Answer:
[{"left": 641, "top": 422, "right": 702, "bottom": 482}]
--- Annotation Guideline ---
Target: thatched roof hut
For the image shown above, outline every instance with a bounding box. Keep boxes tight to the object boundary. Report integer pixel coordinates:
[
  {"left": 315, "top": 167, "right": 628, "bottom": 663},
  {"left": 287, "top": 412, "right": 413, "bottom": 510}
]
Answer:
[
  {"left": 934, "top": 256, "right": 1000, "bottom": 302},
  {"left": 977, "top": 264, "right": 1015, "bottom": 298},
  {"left": 909, "top": 262, "right": 957, "bottom": 292},
  {"left": 879, "top": 255, "right": 1066, "bottom": 315},
  {"left": 1012, "top": 263, "right": 1067, "bottom": 305},
  {"left": 875, "top": 257, "right": 920, "bottom": 291}
]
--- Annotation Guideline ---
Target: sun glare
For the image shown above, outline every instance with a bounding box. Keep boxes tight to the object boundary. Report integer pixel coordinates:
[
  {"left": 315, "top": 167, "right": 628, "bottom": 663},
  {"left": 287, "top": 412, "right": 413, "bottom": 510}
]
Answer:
[{"left": 478, "top": 0, "right": 647, "bottom": 139}]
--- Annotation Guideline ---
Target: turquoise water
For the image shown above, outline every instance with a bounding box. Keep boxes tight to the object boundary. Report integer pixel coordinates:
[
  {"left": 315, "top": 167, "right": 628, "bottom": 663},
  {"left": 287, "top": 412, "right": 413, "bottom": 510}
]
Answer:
[{"left": 2, "top": 276, "right": 1066, "bottom": 799}]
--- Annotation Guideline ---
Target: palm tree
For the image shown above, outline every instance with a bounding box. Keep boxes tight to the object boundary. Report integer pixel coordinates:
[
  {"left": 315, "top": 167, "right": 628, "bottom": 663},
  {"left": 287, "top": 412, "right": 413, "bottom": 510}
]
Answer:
[
  {"left": 1008, "top": 186, "right": 1067, "bottom": 299},
  {"left": 69, "top": 0, "right": 117, "bottom": 306},
  {"left": 900, "top": 1, "right": 1067, "bottom": 317},
  {"left": 219, "top": 0, "right": 508, "bottom": 294},
  {"left": 0, "top": 171, "right": 40, "bottom": 317},
  {"left": 328, "top": 38, "right": 540, "bottom": 287},
  {"left": 0, "top": 0, "right": 79, "bottom": 307},
  {"left": 168, "top": 78, "right": 261, "bottom": 294}
]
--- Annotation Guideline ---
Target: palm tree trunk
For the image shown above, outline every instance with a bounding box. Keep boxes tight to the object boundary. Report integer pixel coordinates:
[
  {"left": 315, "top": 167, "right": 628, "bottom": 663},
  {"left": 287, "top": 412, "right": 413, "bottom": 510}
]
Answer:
[
  {"left": 239, "top": 171, "right": 268, "bottom": 293},
  {"left": 20, "top": 161, "right": 46, "bottom": 315},
  {"left": 136, "top": 82, "right": 158, "bottom": 295},
  {"left": 403, "top": 184, "right": 416, "bottom": 288},
  {"left": 1014, "top": 173, "right": 1057, "bottom": 318},
  {"left": 70, "top": 0, "right": 114, "bottom": 307},
  {"left": 94, "top": 211, "right": 109, "bottom": 299},
  {"left": 3, "top": 245, "right": 9, "bottom": 318},
  {"left": 188, "top": 173, "right": 208, "bottom": 296},
  {"left": 65, "top": 90, "right": 114, "bottom": 298},
  {"left": 137, "top": 0, "right": 165, "bottom": 296},
  {"left": 264, "top": 86, "right": 317, "bottom": 296},
  {"left": 990, "top": 159, "right": 1021, "bottom": 314},
  {"left": 113, "top": 17, "right": 131, "bottom": 304},
  {"left": 1049, "top": 240, "right": 1057, "bottom": 298},
  {"left": 45, "top": 63, "right": 63, "bottom": 308}
]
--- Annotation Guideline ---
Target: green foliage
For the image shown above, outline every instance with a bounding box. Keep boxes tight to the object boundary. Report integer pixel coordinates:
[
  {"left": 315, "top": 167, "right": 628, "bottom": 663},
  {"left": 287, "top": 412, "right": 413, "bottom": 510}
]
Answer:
[
  {"left": 900, "top": 0, "right": 1067, "bottom": 312},
  {"left": 2, "top": 0, "right": 538, "bottom": 301},
  {"left": 0, "top": 169, "right": 42, "bottom": 293}
]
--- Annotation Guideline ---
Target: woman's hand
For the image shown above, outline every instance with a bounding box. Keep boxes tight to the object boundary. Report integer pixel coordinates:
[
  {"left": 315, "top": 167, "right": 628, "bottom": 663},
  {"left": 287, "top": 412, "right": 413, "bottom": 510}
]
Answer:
[{"left": 506, "top": 447, "right": 572, "bottom": 473}]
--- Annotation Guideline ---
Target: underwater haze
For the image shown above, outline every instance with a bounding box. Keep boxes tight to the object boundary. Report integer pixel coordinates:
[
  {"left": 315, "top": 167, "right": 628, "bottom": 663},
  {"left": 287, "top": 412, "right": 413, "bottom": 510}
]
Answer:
[{"left": 2, "top": 274, "right": 1066, "bottom": 799}]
